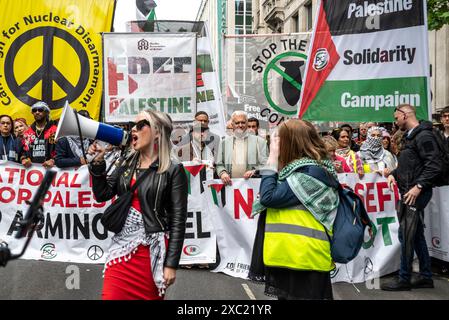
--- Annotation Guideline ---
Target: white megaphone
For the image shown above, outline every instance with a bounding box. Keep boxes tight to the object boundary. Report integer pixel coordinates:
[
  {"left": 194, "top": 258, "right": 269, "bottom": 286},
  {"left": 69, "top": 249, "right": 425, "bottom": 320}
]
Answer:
[{"left": 55, "top": 102, "right": 129, "bottom": 146}]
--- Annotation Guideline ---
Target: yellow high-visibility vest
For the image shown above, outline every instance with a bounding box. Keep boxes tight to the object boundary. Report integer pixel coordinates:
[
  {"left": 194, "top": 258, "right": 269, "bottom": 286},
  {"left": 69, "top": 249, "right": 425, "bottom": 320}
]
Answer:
[{"left": 264, "top": 205, "right": 334, "bottom": 272}]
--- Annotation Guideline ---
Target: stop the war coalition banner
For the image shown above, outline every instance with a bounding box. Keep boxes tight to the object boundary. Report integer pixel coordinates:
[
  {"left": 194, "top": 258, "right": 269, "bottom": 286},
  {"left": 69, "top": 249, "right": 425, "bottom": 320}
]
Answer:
[
  {"left": 298, "top": 0, "right": 431, "bottom": 121},
  {"left": 103, "top": 33, "right": 197, "bottom": 123},
  {"left": 0, "top": 0, "right": 115, "bottom": 123},
  {"left": 224, "top": 33, "right": 310, "bottom": 133}
]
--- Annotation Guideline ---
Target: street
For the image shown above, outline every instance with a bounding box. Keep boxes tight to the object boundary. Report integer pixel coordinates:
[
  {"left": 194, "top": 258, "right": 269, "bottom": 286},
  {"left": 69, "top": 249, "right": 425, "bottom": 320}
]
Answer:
[{"left": 0, "top": 260, "right": 448, "bottom": 300}]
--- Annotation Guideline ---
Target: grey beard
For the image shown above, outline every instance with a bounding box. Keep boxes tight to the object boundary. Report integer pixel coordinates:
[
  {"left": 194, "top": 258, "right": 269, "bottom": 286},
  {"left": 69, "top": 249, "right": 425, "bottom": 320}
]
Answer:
[{"left": 234, "top": 129, "right": 248, "bottom": 140}]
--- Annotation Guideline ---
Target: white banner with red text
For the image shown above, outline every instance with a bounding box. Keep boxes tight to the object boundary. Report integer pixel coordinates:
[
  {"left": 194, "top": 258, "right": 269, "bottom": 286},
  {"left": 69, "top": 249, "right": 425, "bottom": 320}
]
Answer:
[
  {"left": 0, "top": 161, "right": 217, "bottom": 265},
  {"left": 0, "top": 162, "right": 112, "bottom": 263},
  {"left": 204, "top": 174, "right": 404, "bottom": 283},
  {"left": 203, "top": 179, "right": 260, "bottom": 279}
]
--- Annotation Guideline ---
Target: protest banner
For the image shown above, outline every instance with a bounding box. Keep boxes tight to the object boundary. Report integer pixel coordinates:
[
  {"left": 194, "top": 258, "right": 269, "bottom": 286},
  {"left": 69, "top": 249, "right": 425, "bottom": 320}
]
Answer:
[
  {"left": 298, "top": 0, "right": 431, "bottom": 122},
  {"left": 425, "top": 186, "right": 449, "bottom": 262},
  {"left": 103, "top": 32, "right": 197, "bottom": 123},
  {"left": 0, "top": 0, "right": 115, "bottom": 123},
  {"left": 179, "top": 161, "right": 216, "bottom": 265},
  {"left": 223, "top": 33, "right": 311, "bottom": 135},
  {"left": 0, "top": 162, "right": 111, "bottom": 263},
  {"left": 126, "top": 21, "right": 226, "bottom": 138},
  {"left": 0, "top": 161, "right": 217, "bottom": 265},
  {"left": 332, "top": 173, "right": 401, "bottom": 284},
  {"left": 203, "top": 178, "right": 260, "bottom": 279},
  {"left": 2, "top": 162, "right": 448, "bottom": 282}
]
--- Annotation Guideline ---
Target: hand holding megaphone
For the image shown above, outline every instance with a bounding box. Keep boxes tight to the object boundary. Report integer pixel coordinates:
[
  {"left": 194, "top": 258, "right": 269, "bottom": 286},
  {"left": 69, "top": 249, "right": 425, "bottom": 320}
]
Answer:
[{"left": 88, "top": 141, "right": 107, "bottom": 163}]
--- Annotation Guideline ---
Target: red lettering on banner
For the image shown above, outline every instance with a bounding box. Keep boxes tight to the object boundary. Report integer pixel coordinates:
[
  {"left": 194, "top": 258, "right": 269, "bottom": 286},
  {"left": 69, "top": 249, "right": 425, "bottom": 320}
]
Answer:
[
  {"left": 4, "top": 167, "right": 19, "bottom": 184},
  {"left": 17, "top": 189, "right": 32, "bottom": 204},
  {"left": 376, "top": 182, "right": 391, "bottom": 212},
  {"left": 27, "top": 170, "right": 43, "bottom": 186},
  {"left": 20, "top": 168, "right": 26, "bottom": 184},
  {"left": 70, "top": 173, "right": 82, "bottom": 188},
  {"left": 365, "top": 183, "right": 377, "bottom": 213},
  {"left": 78, "top": 191, "right": 91, "bottom": 208},
  {"left": 234, "top": 189, "right": 254, "bottom": 219},
  {"left": 92, "top": 193, "right": 107, "bottom": 208},
  {"left": 108, "top": 57, "right": 124, "bottom": 95},
  {"left": 0, "top": 187, "right": 15, "bottom": 203},
  {"left": 354, "top": 183, "right": 365, "bottom": 204},
  {"left": 56, "top": 173, "right": 69, "bottom": 187},
  {"left": 65, "top": 191, "right": 77, "bottom": 208},
  {"left": 52, "top": 191, "right": 64, "bottom": 207},
  {"left": 43, "top": 191, "right": 52, "bottom": 203}
]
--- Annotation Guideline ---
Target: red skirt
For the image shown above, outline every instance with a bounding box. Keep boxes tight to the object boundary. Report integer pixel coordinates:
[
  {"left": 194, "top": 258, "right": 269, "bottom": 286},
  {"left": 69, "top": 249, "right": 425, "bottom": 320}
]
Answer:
[
  {"left": 102, "top": 178, "right": 163, "bottom": 300},
  {"left": 102, "top": 244, "right": 163, "bottom": 300}
]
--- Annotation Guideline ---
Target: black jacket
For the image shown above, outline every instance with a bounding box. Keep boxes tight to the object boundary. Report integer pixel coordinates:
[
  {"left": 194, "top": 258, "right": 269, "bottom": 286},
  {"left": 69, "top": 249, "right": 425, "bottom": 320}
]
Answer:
[
  {"left": 90, "top": 153, "right": 188, "bottom": 268},
  {"left": 55, "top": 137, "right": 92, "bottom": 168},
  {"left": 391, "top": 121, "right": 442, "bottom": 198}
]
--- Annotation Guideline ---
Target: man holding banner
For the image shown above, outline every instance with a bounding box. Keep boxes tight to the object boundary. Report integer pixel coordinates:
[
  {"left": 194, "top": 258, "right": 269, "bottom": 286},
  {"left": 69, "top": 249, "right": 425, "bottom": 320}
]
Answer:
[{"left": 382, "top": 104, "right": 441, "bottom": 291}]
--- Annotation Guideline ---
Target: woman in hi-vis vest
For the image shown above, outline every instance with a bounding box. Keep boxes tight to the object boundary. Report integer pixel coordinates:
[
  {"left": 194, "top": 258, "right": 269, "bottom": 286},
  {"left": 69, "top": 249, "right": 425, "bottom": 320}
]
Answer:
[{"left": 250, "top": 119, "right": 339, "bottom": 300}]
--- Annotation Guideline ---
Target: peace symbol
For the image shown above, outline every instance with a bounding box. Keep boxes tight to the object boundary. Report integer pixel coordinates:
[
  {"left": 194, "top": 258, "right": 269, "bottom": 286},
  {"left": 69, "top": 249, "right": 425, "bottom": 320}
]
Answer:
[
  {"left": 87, "top": 245, "right": 104, "bottom": 261},
  {"left": 4, "top": 26, "right": 89, "bottom": 108}
]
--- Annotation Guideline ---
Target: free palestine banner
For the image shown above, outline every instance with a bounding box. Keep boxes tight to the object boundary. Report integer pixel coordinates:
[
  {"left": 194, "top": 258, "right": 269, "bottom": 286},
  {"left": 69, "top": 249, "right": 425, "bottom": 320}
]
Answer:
[{"left": 298, "top": 0, "right": 431, "bottom": 122}]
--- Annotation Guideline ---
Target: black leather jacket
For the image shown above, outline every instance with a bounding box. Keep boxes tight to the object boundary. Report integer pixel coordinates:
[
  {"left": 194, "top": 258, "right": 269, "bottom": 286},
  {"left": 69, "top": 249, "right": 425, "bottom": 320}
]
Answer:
[
  {"left": 391, "top": 121, "right": 442, "bottom": 208},
  {"left": 90, "top": 153, "right": 188, "bottom": 268}
]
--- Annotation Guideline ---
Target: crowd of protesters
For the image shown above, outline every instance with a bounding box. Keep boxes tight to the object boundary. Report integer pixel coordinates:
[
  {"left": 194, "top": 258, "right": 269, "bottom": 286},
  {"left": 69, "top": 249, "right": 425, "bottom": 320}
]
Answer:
[{"left": 2, "top": 101, "right": 449, "bottom": 300}]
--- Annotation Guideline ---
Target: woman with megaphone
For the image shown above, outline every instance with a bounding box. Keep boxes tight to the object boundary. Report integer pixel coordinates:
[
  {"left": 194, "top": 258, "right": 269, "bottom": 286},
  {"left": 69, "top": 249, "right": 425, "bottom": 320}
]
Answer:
[{"left": 88, "top": 109, "right": 188, "bottom": 300}]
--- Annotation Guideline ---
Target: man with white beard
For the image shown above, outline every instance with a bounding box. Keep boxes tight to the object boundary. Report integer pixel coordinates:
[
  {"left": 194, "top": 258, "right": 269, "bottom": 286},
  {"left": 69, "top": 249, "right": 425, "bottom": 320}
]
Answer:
[{"left": 216, "top": 111, "right": 268, "bottom": 186}]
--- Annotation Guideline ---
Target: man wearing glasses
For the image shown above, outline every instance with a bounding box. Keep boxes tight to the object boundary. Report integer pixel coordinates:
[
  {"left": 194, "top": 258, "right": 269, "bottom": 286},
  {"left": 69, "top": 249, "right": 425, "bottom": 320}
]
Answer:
[
  {"left": 381, "top": 104, "right": 441, "bottom": 291},
  {"left": 216, "top": 110, "right": 268, "bottom": 186},
  {"left": 18, "top": 101, "right": 57, "bottom": 168}
]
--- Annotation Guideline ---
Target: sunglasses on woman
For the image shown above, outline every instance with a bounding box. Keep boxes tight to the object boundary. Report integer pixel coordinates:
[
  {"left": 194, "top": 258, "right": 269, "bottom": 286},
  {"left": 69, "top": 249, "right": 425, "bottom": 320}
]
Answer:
[{"left": 134, "top": 119, "right": 151, "bottom": 131}]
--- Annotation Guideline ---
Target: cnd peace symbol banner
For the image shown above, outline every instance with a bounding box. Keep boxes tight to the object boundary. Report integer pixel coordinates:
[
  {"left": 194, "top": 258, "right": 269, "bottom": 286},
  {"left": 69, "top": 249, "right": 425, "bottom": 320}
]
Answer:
[
  {"left": 0, "top": 0, "right": 116, "bottom": 124},
  {"left": 298, "top": 0, "right": 431, "bottom": 122}
]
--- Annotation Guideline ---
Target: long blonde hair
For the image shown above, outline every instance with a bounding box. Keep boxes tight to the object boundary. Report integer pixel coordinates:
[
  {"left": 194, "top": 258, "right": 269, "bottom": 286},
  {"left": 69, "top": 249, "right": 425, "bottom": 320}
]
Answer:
[{"left": 140, "top": 109, "right": 173, "bottom": 173}]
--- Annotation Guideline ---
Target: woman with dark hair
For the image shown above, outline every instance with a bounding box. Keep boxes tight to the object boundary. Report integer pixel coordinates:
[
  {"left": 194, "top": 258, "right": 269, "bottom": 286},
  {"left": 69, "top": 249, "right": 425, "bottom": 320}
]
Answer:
[
  {"left": 331, "top": 128, "right": 364, "bottom": 175},
  {"left": 250, "top": 119, "right": 339, "bottom": 300},
  {"left": 89, "top": 109, "right": 188, "bottom": 300},
  {"left": 0, "top": 115, "right": 16, "bottom": 162}
]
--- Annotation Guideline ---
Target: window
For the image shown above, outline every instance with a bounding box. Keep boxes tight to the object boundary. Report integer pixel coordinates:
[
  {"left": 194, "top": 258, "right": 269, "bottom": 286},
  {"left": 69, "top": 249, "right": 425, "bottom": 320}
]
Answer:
[
  {"left": 292, "top": 13, "right": 299, "bottom": 32},
  {"left": 305, "top": 2, "right": 313, "bottom": 30}
]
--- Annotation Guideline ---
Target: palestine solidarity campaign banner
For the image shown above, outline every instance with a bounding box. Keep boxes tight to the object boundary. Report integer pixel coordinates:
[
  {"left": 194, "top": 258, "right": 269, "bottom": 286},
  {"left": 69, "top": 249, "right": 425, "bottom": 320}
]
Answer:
[{"left": 298, "top": 0, "right": 431, "bottom": 122}]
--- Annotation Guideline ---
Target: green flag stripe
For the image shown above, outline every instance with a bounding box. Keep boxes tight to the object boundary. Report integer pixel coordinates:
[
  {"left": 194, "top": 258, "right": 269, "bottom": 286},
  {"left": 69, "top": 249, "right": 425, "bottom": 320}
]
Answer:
[{"left": 302, "top": 76, "right": 429, "bottom": 122}]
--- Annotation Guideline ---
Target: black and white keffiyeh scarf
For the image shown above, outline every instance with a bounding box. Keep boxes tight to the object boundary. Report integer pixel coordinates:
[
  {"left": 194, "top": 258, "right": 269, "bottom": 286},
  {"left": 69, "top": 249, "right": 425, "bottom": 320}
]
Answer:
[
  {"left": 359, "top": 126, "right": 386, "bottom": 161},
  {"left": 104, "top": 207, "right": 167, "bottom": 297},
  {"left": 66, "top": 136, "right": 91, "bottom": 159}
]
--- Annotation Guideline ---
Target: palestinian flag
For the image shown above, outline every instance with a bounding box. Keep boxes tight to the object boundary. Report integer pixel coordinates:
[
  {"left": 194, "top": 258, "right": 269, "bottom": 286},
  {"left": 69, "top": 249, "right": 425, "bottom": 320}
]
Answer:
[
  {"left": 209, "top": 184, "right": 226, "bottom": 207},
  {"left": 136, "top": 0, "right": 157, "bottom": 21},
  {"left": 184, "top": 164, "right": 206, "bottom": 194},
  {"left": 298, "top": 0, "right": 431, "bottom": 122}
]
